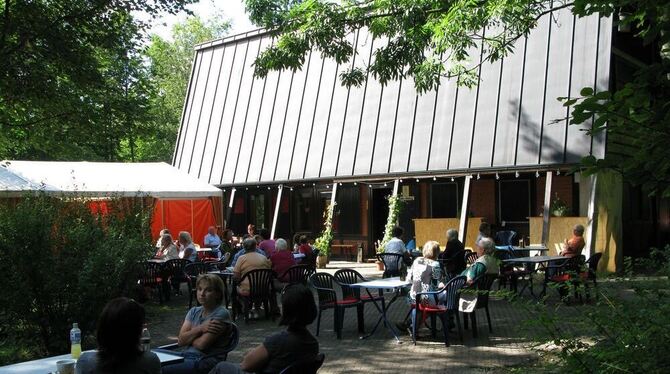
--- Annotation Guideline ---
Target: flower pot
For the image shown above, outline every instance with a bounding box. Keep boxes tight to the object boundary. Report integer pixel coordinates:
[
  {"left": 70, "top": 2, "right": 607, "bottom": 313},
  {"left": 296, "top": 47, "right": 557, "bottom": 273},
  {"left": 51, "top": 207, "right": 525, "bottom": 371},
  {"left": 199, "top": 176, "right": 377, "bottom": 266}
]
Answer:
[
  {"left": 317, "top": 255, "right": 328, "bottom": 269},
  {"left": 375, "top": 260, "right": 384, "bottom": 271}
]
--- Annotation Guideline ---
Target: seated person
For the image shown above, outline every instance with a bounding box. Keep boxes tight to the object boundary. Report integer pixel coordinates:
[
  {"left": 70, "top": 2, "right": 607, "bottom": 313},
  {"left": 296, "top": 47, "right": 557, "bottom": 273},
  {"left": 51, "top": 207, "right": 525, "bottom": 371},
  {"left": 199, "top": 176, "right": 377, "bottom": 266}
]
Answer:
[
  {"left": 408, "top": 241, "right": 444, "bottom": 306},
  {"left": 159, "top": 274, "right": 232, "bottom": 374},
  {"left": 561, "top": 224, "right": 585, "bottom": 257},
  {"left": 230, "top": 240, "right": 266, "bottom": 267},
  {"left": 156, "top": 233, "right": 179, "bottom": 261},
  {"left": 156, "top": 228, "right": 170, "bottom": 248},
  {"left": 204, "top": 226, "right": 222, "bottom": 259},
  {"left": 209, "top": 284, "right": 319, "bottom": 374},
  {"left": 76, "top": 298, "right": 160, "bottom": 374},
  {"left": 461, "top": 237, "right": 499, "bottom": 285},
  {"left": 384, "top": 226, "right": 412, "bottom": 265},
  {"left": 257, "top": 228, "right": 277, "bottom": 258},
  {"left": 179, "top": 231, "right": 198, "bottom": 262},
  {"left": 475, "top": 222, "right": 492, "bottom": 248},
  {"left": 270, "top": 238, "right": 296, "bottom": 284},
  {"left": 219, "top": 229, "right": 236, "bottom": 265},
  {"left": 296, "top": 235, "right": 315, "bottom": 265},
  {"left": 233, "top": 238, "right": 272, "bottom": 297},
  {"left": 438, "top": 228, "right": 466, "bottom": 275}
]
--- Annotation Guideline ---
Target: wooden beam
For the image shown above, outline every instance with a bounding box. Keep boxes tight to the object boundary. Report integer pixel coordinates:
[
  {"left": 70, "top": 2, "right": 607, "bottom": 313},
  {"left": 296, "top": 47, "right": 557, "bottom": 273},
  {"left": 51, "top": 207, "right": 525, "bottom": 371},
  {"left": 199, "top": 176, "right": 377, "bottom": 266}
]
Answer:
[{"left": 458, "top": 176, "right": 472, "bottom": 243}]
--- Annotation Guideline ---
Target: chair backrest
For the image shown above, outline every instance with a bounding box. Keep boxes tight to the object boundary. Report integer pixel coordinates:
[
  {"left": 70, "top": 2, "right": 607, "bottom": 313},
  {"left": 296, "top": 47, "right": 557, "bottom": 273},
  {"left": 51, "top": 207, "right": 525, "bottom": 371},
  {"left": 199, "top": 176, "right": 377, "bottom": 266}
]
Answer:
[
  {"left": 333, "top": 268, "right": 365, "bottom": 299},
  {"left": 184, "top": 262, "right": 209, "bottom": 278},
  {"left": 465, "top": 251, "right": 479, "bottom": 266},
  {"left": 240, "top": 269, "right": 275, "bottom": 300},
  {"left": 472, "top": 273, "right": 497, "bottom": 308},
  {"left": 376, "top": 253, "right": 404, "bottom": 278},
  {"left": 586, "top": 252, "right": 602, "bottom": 275},
  {"left": 282, "top": 265, "right": 316, "bottom": 285},
  {"left": 139, "top": 262, "right": 163, "bottom": 285},
  {"left": 309, "top": 272, "right": 338, "bottom": 306},
  {"left": 279, "top": 352, "right": 325, "bottom": 374},
  {"left": 164, "top": 258, "right": 190, "bottom": 274},
  {"left": 442, "top": 275, "right": 467, "bottom": 310},
  {"left": 494, "top": 230, "right": 517, "bottom": 246}
]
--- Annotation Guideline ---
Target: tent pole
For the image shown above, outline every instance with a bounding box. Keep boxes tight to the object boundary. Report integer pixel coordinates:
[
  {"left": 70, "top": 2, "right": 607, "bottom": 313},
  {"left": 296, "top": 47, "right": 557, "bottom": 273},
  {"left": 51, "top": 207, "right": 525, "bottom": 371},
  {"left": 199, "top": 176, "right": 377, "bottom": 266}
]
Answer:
[
  {"left": 458, "top": 176, "right": 472, "bottom": 244},
  {"left": 271, "top": 185, "right": 283, "bottom": 239}
]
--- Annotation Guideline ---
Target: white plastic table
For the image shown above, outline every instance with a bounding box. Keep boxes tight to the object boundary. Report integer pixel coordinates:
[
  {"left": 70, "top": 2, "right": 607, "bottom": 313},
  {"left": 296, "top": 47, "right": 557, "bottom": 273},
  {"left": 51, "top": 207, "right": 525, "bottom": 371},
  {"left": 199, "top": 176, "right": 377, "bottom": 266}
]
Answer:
[
  {"left": 0, "top": 350, "right": 183, "bottom": 373},
  {"left": 350, "top": 277, "right": 411, "bottom": 343}
]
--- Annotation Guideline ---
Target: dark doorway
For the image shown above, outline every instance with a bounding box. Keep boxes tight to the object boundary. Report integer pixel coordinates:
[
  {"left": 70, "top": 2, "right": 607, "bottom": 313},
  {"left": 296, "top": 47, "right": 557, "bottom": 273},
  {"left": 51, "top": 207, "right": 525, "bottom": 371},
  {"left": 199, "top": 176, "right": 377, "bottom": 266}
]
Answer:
[{"left": 371, "top": 187, "right": 393, "bottom": 248}]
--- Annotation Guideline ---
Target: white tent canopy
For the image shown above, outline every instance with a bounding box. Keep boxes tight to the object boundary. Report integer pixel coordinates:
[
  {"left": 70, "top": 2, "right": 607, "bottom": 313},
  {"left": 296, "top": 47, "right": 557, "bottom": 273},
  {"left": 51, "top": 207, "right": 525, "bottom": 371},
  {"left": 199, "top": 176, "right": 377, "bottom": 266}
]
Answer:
[{"left": 0, "top": 161, "right": 222, "bottom": 198}]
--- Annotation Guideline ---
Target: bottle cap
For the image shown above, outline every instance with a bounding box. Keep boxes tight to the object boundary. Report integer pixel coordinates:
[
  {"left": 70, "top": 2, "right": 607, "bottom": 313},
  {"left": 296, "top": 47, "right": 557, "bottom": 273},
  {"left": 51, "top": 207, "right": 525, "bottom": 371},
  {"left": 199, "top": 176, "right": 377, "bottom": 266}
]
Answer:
[{"left": 73, "top": 323, "right": 78, "bottom": 329}]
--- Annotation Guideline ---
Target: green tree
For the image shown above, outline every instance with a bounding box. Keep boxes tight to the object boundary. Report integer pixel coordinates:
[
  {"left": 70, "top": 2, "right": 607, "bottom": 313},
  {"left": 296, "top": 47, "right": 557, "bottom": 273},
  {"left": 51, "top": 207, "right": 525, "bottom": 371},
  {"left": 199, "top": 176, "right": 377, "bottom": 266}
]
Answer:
[
  {"left": 0, "top": 0, "right": 195, "bottom": 160},
  {"left": 137, "top": 16, "right": 230, "bottom": 162},
  {"left": 244, "top": 0, "right": 670, "bottom": 196}
]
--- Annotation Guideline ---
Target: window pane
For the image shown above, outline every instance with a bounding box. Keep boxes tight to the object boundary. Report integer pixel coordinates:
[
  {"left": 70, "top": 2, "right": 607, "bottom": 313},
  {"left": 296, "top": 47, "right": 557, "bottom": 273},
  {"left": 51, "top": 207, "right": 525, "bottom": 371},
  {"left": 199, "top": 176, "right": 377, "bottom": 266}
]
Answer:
[
  {"left": 499, "top": 180, "right": 530, "bottom": 222},
  {"left": 431, "top": 183, "right": 459, "bottom": 218}
]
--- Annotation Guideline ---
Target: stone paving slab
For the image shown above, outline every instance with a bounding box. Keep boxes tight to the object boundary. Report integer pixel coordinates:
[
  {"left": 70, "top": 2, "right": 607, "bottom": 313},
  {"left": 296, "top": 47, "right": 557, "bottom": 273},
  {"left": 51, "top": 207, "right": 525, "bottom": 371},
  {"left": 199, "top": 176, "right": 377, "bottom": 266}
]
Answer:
[{"left": 146, "top": 262, "right": 540, "bottom": 373}]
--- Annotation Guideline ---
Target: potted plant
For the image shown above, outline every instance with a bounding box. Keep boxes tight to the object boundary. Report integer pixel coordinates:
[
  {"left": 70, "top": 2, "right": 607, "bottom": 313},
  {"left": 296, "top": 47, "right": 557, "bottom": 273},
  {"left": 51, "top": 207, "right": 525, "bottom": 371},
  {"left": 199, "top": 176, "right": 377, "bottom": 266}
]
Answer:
[
  {"left": 550, "top": 194, "right": 570, "bottom": 217},
  {"left": 314, "top": 202, "right": 335, "bottom": 269},
  {"left": 376, "top": 194, "right": 404, "bottom": 270}
]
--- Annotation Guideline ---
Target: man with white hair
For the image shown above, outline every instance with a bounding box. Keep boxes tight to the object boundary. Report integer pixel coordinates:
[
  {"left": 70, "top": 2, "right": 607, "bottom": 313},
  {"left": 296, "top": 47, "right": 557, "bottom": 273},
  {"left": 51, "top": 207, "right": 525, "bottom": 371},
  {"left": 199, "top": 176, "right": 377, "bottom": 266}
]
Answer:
[
  {"left": 461, "top": 237, "right": 499, "bottom": 285},
  {"left": 270, "top": 238, "right": 296, "bottom": 283}
]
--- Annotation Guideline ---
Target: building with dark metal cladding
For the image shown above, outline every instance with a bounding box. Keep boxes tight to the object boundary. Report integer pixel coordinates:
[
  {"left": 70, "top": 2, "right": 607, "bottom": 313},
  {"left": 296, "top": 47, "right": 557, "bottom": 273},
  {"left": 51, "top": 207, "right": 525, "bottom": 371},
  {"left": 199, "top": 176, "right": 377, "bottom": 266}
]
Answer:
[{"left": 172, "top": 8, "right": 669, "bottom": 271}]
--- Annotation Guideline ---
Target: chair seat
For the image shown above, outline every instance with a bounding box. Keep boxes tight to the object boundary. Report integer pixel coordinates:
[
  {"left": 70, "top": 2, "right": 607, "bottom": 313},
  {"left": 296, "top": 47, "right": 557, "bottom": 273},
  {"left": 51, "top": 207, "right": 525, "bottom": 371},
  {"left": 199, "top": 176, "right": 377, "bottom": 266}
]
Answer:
[
  {"left": 360, "top": 294, "right": 383, "bottom": 301},
  {"left": 417, "top": 304, "right": 448, "bottom": 313},
  {"left": 323, "top": 297, "right": 360, "bottom": 307},
  {"left": 550, "top": 274, "right": 572, "bottom": 282}
]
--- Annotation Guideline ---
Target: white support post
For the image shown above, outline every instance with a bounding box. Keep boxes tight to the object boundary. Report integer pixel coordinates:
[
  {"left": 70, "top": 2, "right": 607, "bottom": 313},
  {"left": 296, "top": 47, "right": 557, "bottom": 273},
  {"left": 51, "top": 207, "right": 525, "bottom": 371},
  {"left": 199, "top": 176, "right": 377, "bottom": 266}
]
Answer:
[
  {"left": 270, "top": 185, "right": 283, "bottom": 239},
  {"left": 541, "top": 171, "right": 553, "bottom": 246},
  {"left": 392, "top": 179, "right": 399, "bottom": 197},
  {"left": 458, "top": 176, "right": 472, "bottom": 243},
  {"left": 584, "top": 174, "right": 598, "bottom": 259},
  {"left": 225, "top": 188, "right": 236, "bottom": 229},
  {"left": 330, "top": 182, "right": 338, "bottom": 208}
]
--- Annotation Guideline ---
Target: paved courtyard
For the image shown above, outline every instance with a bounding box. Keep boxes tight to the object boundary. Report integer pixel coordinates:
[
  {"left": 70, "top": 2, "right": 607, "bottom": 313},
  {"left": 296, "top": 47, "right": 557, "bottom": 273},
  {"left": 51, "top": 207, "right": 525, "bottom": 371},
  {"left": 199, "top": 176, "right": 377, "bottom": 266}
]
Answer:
[{"left": 147, "top": 261, "right": 542, "bottom": 373}]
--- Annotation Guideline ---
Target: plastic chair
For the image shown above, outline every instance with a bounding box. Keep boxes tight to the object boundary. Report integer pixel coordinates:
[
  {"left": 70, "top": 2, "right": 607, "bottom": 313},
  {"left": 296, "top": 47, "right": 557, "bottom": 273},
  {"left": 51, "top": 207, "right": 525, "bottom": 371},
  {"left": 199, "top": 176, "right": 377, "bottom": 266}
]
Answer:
[
  {"left": 185, "top": 262, "right": 210, "bottom": 309},
  {"left": 279, "top": 353, "right": 325, "bottom": 374},
  {"left": 582, "top": 252, "right": 603, "bottom": 286},
  {"left": 494, "top": 230, "right": 517, "bottom": 246},
  {"left": 333, "top": 268, "right": 386, "bottom": 331},
  {"left": 543, "top": 255, "right": 585, "bottom": 301},
  {"left": 232, "top": 269, "right": 276, "bottom": 323},
  {"left": 279, "top": 264, "right": 316, "bottom": 285},
  {"left": 461, "top": 274, "right": 497, "bottom": 337},
  {"left": 376, "top": 253, "right": 404, "bottom": 278},
  {"left": 309, "top": 272, "right": 363, "bottom": 339},
  {"left": 438, "top": 249, "right": 466, "bottom": 280},
  {"left": 465, "top": 251, "right": 479, "bottom": 266},
  {"left": 163, "top": 259, "right": 191, "bottom": 297},
  {"left": 138, "top": 261, "right": 165, "bottom": 304},
  {"left": 411, "top": 275, "right": 467, "bottom": 346},
  {"left": 158, "top": 321, "right": 239, "bottom": 373},
  {"left": 494, "top": 249, "right": 534, "bottom": 294}
]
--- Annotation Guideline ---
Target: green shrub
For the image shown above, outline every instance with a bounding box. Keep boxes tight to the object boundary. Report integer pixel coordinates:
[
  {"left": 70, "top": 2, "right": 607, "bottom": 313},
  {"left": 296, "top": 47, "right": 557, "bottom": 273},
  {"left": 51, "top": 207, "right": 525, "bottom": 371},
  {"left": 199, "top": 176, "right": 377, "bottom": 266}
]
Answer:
[
  {"left": 0, "top": 194, "right": 153, "bottom": 363},
  {"left": 521, "top": 245, "right": 670, "bottom": 373}
]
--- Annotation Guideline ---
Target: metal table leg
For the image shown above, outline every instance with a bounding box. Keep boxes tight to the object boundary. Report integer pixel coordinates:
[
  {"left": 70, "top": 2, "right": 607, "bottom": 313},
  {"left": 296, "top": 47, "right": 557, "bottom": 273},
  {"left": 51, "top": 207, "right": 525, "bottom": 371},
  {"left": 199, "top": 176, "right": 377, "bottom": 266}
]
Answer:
[{"left": 359, "top": 288, "right": 403, "bottom": 344}]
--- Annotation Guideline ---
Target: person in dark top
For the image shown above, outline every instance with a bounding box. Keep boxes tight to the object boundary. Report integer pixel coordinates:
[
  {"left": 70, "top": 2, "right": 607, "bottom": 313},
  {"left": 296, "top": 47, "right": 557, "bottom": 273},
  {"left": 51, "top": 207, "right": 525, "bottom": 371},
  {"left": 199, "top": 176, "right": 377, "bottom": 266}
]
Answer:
[
  {"left": 209, "top": 284, "right": 319, "bottom": 374},
  {"left": 438, "top": 228, "right": 467, "bottom": 276}
]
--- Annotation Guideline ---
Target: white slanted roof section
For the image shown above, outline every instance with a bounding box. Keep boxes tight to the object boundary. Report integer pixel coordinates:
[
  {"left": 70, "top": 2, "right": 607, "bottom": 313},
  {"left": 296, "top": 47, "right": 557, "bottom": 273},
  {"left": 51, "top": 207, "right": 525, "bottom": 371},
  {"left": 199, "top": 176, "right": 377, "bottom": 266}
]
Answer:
[{"left": 0, "top": 161, "right": 222, "bottom": 198}]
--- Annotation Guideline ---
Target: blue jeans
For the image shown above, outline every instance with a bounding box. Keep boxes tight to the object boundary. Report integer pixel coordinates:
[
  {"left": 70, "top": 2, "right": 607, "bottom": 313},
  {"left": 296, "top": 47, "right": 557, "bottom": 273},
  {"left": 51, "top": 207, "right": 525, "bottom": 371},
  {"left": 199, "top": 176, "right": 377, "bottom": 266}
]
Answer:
[{"left": 154, "top": 349, "right": 219, "bottom": 374}]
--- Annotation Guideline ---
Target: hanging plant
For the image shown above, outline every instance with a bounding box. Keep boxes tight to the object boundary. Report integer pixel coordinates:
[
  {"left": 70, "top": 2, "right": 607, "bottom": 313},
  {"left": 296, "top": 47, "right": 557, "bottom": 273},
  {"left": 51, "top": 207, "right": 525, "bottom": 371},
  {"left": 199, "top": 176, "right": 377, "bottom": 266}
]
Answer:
[
  {"left": 378, "top": 194, "right": 404, "bottom": 253},
  {"left": 314, "top": 202, "right": 335, "bottom": 257}
]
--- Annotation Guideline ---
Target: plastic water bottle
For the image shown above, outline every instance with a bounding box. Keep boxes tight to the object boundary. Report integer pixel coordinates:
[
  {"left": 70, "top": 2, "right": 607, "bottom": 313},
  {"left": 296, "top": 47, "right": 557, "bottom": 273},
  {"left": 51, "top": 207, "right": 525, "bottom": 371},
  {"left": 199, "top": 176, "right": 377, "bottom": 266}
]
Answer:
[
  {"left": 70, "top": 323, "right": 81, "bottom": 359},
  {"left": 141, "top": 325, "right": 151, "bottom": 352}
]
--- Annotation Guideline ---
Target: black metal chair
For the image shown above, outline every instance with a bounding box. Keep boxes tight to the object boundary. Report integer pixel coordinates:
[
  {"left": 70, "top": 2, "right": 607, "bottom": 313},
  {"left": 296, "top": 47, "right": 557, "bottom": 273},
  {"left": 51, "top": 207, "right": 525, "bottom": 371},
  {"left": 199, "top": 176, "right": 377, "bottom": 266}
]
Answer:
[
  {"left": 279, "top": 264, "right": 316, "bottom": 285},
  {"left": 184, "top": 262, "right": 209, "bottom": 309},
  {"left": 411, "top": 275, "right": 467, "bottom": 346},
  {"left": 333, "top": 268, "right": 385, "bottom": 332},
  {"left": 583, "top": 252, "right": 603, "bottom": 286},
  {"left": 309, "top": 272, "right": 363, "bottom": 339},
  {"left": 461, "top": 273, "right": 497, "bottom": 337},
  {"left": 494, "top": 249, "right": 534, "bottom": 294},
  {"left": 138, "top": 261, "right": 165, "bottom": 304},
  {"left": 279, "top": 353, "right": 325, "bottom": 374},
  {"left": 376, "top": 253, "right": 404, "bottom": 278},
  {"left": 543, "top": 255, "right": 585, "bottom": 301},
  {"left": 232, "top": 269, "right": 276, "bottom": 323},
  {"left": 157, "top": 321, "right": 239, "bottom": 373}
]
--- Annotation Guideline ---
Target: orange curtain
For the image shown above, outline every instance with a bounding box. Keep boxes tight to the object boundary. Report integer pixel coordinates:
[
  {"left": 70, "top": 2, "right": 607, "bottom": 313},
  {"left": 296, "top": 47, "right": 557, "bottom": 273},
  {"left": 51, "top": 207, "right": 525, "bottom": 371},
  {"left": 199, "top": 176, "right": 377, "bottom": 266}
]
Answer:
[{"left": 150, "top": 199, "right": 217, "bottom": 246}]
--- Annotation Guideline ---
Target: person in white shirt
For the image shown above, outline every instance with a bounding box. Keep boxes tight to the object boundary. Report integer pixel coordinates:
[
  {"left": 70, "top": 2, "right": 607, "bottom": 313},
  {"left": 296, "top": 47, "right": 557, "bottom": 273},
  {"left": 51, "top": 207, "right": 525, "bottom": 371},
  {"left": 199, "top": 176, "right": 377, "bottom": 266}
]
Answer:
[{"left": 384, "top": 226, "right": 412, "bottom": 265}]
